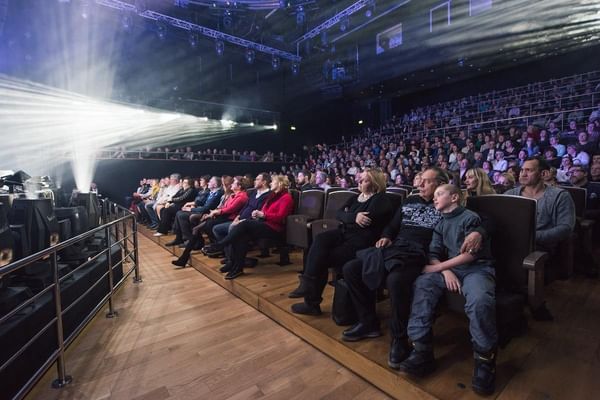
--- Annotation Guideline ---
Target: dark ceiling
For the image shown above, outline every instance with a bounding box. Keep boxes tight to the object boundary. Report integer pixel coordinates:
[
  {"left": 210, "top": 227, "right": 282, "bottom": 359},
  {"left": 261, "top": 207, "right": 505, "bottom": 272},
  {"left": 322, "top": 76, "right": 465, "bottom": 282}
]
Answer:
[{"left": 1, "top": 0, "right": 599, "bottom": 111}]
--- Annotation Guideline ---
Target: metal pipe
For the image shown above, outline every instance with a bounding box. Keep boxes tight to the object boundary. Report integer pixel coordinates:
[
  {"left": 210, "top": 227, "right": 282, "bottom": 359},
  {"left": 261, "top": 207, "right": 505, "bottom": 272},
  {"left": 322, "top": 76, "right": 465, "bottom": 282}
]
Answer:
[
  {"left": 51, "top": 252, "right": 72, "bottom": 389},
  {"left": 132, "top": 217, "right": 142, "bottom": 283},
  {"left": 105, "top": 224, "right": 117, "bottom": 319}
]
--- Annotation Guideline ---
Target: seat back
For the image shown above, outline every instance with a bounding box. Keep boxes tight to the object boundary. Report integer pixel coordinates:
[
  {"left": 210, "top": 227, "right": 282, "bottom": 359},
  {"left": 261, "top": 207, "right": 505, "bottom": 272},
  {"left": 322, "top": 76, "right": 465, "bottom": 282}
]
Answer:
[
  {"left": 296, "top": 190, "right": 325, "bottom": 220},
  {"left": 386, "top": 187, "right": 409, "bottom": 198},
  {"left": 323, "top": 191, "right": 357, "bottom": 220},
  {"left": 385, "top": 192, "right": 404, "bottom": 212},
  {"left": 466, "top": 194, "right": 536, "bottom": 291},
  {"left": 288, "top": 189, "right": 300, "bottom": 213},
  {"left": 560, "top": 185, "right": 586, "bottom": 218}
]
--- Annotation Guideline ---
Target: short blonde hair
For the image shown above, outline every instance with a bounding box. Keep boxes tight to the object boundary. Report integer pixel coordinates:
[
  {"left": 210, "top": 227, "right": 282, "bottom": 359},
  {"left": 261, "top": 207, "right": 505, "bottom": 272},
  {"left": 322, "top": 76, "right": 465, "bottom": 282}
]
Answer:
[{"left": 362, "top": 169, "right": 387, "bottom": 194}]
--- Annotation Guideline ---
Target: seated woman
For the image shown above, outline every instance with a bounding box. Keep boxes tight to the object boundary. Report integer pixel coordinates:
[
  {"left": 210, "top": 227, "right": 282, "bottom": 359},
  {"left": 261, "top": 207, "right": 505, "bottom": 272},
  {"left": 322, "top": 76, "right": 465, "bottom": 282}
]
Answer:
[
  {"left": 464, "top": 168, "right": 496, "bottom": 199},
  {"left": 172, "top": 176, "right": 249, "bottom": 267},
  {"left": 155, "top": 177, "right": 196, "bottom": 235},
  {"left": 290, "top": 169, "right": 394, "bottom": 316},
  {"left": 217, "top": 175, "right": 294, "bottom": 279}
]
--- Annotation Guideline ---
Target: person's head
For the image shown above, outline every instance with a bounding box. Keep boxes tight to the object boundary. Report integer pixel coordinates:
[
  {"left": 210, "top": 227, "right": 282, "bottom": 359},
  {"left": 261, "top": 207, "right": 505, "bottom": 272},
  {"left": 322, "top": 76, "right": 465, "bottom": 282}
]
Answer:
[
  {"left": 495, "top": 150, "right": 504, "bottom": 160},
  {"left": 419, "top": 167, "right": 450, "bottom": 201},
  {"left": 433, "top": 184, "right": 462, "bottom": 213},
  {"left": 221, "top": 175, "right": 233, "bottom": 193},
  {"left": 569, "top": 120, "right": 577, "bottom": 130},
  {"left": 254, "top": 172, "right": 271, "bottom": 190},
  {"left": 561, "top": 155, "right": 573, "bottom": 169},
  {"left": 498, "top": 173, "right": 515, "bottom": 189},
  {"left": 296, "top": 171, "right": 309, "bottom": 185},
  {"left": 413, "top": 172, "right": 423, "bottom": 188},
  {"left": 208, "top": 176, "right": 221, "bottom": 190},
  {"left": 459, "top": 158, "right": 469, "bottom": 169},
  {"left": 231, "top": 176, "right": 244, "bottom": 192},
  {"left": 270, "top": 174, "right": 290, "bottom": 193},
  {"left": 518, "top": 149, "right": 527, "bottom": 160},
  {"left": 359, "top": 169, "right": 387, "bottom": 194},
  {"left": 544, "top": 147, "right": 557, "bottom": 160},
  {"left": 568, "top": 165, "right": 588, "bottom": 186},
  {"left": 578, "top": 131, "right": 588, "bottom": 144},
  {"left": 592, "top": 154, "right": 600, "bottom": 165},
  {"left": 542, "top": 167, "right": 557, "bottom": 185},
  {"left": 315, "top": 171, "right": 327, "bottom": 185},
  {"left": 169, "top": 173, "right": 181, "bottom": 186},
  {"left": 591, "top": 163, "right": 600, "bottom": 181},
  {"left": 567, "top": 144, "right": 577, "bottom": 156},
  {"left": 181, "top": 177, "right": 192, "bottom": 190},
  {"left": 549, "top": 135, "right": 559, "bottom": 145},
  {"left": 519, "top": 157, "right": 549, "bottom": 187},
  {"left": 464, "top": 168, "right": 495, "bottom": 195}
]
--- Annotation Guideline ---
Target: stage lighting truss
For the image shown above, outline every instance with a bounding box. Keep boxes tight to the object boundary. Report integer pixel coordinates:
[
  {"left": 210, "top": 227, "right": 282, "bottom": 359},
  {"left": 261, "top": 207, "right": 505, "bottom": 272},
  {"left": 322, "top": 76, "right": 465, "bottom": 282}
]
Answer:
[
  {"left": 294, "top": 0, "right": 370, "bottom": 45},
  {"left": 95, "top": 0, "right": 301, "bottom": 62}
]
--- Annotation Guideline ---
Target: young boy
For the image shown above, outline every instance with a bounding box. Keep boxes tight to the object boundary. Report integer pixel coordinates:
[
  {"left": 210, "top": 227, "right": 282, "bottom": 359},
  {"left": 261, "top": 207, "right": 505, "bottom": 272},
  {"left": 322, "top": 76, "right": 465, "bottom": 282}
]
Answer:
[{"left": 399, "top": 184, "right": 498, "bottom": 396}]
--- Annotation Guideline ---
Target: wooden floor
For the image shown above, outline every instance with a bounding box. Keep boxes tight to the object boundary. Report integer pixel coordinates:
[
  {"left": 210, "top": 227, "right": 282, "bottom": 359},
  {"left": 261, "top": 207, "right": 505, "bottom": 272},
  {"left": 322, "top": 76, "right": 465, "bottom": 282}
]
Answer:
[
  {"left": 26, "top": 234, "right": 390, "bottom": 400},
  {"left": 28, "top": 228, "right": 600, "bottom": 400}
]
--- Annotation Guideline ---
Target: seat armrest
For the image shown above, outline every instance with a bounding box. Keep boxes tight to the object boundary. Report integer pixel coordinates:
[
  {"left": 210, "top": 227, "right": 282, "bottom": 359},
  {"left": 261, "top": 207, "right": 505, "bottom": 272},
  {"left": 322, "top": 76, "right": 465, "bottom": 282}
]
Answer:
[
  {"left": 310, "top": 219, "right": 343, "bottom": 240},
  {"left": 522, "top": 251, "right": 548, "bottom": 271},
  {"left": 523, "top": 251, "right": 548, "bottom": 311}
]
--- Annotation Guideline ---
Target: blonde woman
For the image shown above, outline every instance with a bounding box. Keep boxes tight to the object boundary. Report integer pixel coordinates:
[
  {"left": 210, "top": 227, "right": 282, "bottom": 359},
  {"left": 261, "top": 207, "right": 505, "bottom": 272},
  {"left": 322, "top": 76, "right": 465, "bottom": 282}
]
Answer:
[
  {"left": 464, "top": 168, "right": 496, "bottom": 198},
  {"left": 290, "top": 169, "right": 394, "bottom": 316}
]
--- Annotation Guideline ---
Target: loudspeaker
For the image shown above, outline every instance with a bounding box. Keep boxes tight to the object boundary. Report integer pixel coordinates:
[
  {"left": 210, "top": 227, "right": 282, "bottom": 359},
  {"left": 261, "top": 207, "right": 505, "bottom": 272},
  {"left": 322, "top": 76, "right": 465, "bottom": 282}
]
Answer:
[{"left": 11, "top": 198, "right": 59, "bottom": 255}]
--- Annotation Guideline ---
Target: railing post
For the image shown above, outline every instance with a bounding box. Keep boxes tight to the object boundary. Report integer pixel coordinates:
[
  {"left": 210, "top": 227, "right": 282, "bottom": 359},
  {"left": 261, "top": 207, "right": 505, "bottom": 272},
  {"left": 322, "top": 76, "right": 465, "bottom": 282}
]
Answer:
[
  {"left": 105, "top": 224, "right": 118, "bottom": 319},
  {"left": 122, "top": 210, "right": 129, "bottom": 257},
  {"left": 51, "top": 252, "right": 72, "bottom": 389},
  {"left": 132, "top": 217, "right": 142, "bottom": 283}
]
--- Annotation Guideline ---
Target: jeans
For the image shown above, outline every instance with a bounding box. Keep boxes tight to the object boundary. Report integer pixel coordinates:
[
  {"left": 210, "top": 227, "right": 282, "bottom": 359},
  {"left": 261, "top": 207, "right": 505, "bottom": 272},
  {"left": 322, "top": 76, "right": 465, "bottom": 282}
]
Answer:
[{"left": 407, "top": 264, "right": 497, "bottom": 352}]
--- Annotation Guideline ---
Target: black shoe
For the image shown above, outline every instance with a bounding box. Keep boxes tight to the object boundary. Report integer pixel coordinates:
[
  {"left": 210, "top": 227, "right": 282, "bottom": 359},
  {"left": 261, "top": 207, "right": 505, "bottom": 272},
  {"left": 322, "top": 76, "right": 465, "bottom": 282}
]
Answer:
[
  {"left": 219, "top": 263, "right": 232, "bottom": 273},
  {"left": 388, "top": 338, "right": 411, "bottom": 369},
  {"left": 472, "top": 350, "right": 496, "bottom": 396},
  {"left": 171, "top": 259, "right": 187, "bottom": 269},
  {"left": 178, "top": 241, "right": 189, "bottom": 249},
  {"left": 203, "top": 244, "right": 223, "bottom": 256},
  {"left": 288, "top": 275, "right": 310, "bottom": 298},
  {"left": 165, "top": 239, "right": 183, "bottom": 246},
  {"left": 291, "top": 301, "right": 322, "bottom": 316},
  {"left": 220, "top": 258, "right": 228, "bottom": 264},
  {"left": 398, "top": 342, "right": 435, "bottom": 377},
  {"left": 341, "top": 322, "right": 382, "bottom": 342},
  {"left": 224, "top": 269, "right": 243, "bottom": 280}
]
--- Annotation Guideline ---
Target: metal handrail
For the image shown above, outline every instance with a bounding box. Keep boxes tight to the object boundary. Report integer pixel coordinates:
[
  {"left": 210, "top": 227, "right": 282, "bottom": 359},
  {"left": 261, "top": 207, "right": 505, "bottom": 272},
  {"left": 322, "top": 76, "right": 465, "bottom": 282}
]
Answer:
[{"left": 0, "top": 199, "right": 141, "bottom": 400}]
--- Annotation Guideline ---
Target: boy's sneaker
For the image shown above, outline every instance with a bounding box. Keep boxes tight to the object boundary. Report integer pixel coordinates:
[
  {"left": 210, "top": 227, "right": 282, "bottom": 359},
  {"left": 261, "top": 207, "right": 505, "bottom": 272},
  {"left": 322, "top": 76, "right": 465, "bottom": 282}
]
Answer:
[
  {"left": 472, "top": 350, "right": 496, "bottom": 396},
  {"left": 398, "top": 341, "right": 435, "bottom": 377}
]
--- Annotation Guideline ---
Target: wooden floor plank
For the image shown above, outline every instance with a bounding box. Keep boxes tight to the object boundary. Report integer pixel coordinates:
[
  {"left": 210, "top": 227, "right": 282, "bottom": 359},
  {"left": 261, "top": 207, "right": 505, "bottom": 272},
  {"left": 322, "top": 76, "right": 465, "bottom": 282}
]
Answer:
[{"left": 26, "top": 233, "right": 390, "bottom": 400}]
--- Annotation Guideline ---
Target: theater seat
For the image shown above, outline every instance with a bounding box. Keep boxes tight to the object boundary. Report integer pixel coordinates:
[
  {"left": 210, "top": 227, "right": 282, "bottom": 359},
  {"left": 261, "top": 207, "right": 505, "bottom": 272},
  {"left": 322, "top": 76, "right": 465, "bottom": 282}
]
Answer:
[{"left": 446, "top": 195, "right": 548, "bottom": 344}]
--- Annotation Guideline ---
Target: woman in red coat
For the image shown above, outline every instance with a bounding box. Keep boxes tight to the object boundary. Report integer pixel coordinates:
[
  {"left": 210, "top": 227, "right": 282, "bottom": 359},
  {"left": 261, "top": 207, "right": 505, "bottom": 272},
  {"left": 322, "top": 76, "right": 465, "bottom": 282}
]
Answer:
[{"left": 218, "top": 175, "right": 294, "bottom": 279}]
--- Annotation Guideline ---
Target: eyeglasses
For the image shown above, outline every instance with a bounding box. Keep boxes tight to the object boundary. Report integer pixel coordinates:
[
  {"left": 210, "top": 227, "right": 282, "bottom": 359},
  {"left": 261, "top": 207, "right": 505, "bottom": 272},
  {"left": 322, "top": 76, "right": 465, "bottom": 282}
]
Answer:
[{"left": 566, "top": 170, "right": 584, "bottom": 176}]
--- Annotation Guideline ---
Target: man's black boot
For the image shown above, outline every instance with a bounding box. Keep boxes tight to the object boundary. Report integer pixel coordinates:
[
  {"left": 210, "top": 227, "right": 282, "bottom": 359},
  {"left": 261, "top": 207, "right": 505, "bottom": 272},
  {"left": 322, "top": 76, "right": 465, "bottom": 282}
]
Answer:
[
  {"left": 398, "top": 339, "right": 435, "bottom": 377},
  {"left": 472, "top": 349, "right": 496, "bottom": 396}
]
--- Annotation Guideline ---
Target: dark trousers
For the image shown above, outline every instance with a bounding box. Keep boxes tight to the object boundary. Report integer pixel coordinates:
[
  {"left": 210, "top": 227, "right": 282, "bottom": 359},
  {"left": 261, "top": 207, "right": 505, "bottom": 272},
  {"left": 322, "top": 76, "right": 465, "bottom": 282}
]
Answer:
[
  {"left": 157, "top": 205, "right": 180, "bottom": 234},
  {"left": 303, "top": 229, "right": 361, "bottom": 305},
  {"left": 198, "top": 216, "right": 230, "bottom": 244},
  {"left": 343, "top": 253, "right": 424, "bottom": 338},
  {"left": 175, "top": 210, "right": 200, "bottom": 241},
  {"left": 219, "top": 220, "right": 280, "bottom": 272}
]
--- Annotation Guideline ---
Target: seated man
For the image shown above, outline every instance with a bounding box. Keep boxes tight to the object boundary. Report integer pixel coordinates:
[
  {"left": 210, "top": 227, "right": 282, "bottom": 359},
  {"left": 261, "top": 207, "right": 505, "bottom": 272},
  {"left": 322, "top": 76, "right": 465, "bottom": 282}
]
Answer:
[
  {"left": 399, "top": 184, "right": 497, "bottom": 395},
  {"left": 505, "top": 157, "right": 575, "bottom": 252},
  {"left": 166, "top": 176, "right": 223, "bottom": 246}
]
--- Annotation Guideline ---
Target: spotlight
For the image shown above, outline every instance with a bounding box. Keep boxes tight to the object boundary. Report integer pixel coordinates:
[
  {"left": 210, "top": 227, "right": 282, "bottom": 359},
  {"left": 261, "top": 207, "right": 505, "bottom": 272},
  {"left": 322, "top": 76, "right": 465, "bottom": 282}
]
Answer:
[
  {"left": 215, "top": 40, "right": 224, "bottom": 56},
  {"left": 223, "top": 10, "right": 233, "bottom": 29},
  {"left": 121, "top": 13, "right": 133, "bottom": 30},
  {"left": 296, "top": 6, "right": 305, "bottom": 26},
  {"left": 80, "top": 0, "right": 90, "bottom": 19},
  {"left": 358, "top": 120, "right": 363, "bottom": 125},
  {"left": 271, "top": 55, "right": 280, "bottom": 70},
  {"left": 290, "top": 126, "right": 296, "bottom": 131},
  {"left": 291, "top": 62, "right": 300, "bottom": 76},
  {"left": 340, "top": 17, "right": 349, "bottom": 32},
  {"left": 188, "top": 32, "right": 199, "bottom": 48},
  {"left": 245, "top": 48, "right": 255, "bottom": 64},
  {"left": 156, "top": 22, "right": 167, "bottom": 40}
]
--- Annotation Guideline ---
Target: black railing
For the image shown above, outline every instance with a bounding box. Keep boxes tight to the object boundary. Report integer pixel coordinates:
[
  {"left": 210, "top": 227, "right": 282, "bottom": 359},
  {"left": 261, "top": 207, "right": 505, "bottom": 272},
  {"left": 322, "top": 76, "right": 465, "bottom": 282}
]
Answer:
[{"left": 0, "top": 199, "right": 141, "bottom": 400}]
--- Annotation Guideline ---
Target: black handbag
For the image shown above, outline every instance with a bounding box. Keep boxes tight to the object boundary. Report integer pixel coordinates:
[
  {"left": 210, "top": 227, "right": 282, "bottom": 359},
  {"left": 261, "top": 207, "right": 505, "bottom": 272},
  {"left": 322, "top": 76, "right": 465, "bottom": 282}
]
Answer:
[{"left": 332, "top": 279, "right": 359, "bottom": 326}]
